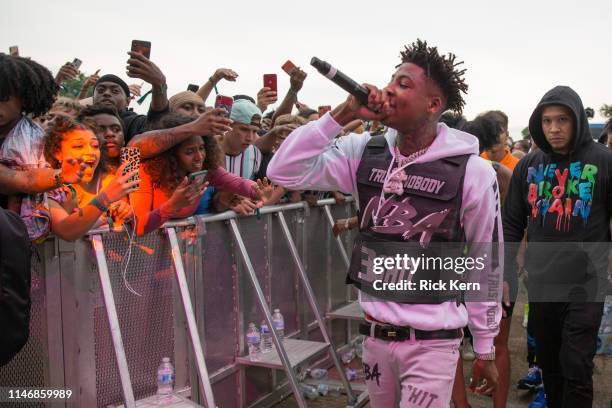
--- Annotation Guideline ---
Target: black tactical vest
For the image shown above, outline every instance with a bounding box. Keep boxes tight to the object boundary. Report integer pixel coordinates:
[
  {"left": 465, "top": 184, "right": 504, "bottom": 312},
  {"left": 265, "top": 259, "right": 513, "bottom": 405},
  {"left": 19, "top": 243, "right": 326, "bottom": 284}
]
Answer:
[{"left": 347, "top": 136, "right": 471, "bottom": 304}]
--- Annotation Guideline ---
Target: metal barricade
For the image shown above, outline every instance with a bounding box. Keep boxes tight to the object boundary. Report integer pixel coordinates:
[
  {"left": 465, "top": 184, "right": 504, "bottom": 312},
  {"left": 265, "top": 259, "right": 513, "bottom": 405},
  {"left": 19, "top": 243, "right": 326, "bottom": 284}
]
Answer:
[{"left": 0, "top": 199, "right": 358, "bottom": 408}]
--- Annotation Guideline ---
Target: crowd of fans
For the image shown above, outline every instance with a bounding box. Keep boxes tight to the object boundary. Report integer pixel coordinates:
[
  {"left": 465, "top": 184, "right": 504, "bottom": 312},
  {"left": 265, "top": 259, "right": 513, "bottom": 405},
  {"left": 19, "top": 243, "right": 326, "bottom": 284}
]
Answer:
[
  {"left": 1, "top": 46, "right": 612, "bottom": 407},
  {"left": 0, "top": 50, "right": 402, "bottom": 240}
]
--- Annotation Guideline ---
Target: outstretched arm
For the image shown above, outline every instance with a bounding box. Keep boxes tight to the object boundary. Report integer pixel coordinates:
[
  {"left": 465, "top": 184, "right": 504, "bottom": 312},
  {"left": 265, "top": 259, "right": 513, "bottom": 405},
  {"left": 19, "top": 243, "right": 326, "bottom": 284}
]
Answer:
[
  {"left": 126, "top": 52, "right": 168, "bottom": 112},
  {"left": 267, "top": 85, "right": 388, "bottom": 193},
  {"left": 272, "top": 67, "right": 307, "bottom": 124},
  {"left": 0, "top": 159, "right": 85, "bottom": 195},
  {"left": 127, "top": 108, "right": 232, "bottom": 159},
  {"left": 197, "top": 68, "right": 238, "bottom": 103}
]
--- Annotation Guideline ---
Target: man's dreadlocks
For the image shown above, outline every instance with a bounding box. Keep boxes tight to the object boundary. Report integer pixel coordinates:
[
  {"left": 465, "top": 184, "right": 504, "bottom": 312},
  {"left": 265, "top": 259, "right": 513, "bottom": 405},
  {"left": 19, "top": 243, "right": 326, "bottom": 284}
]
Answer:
[
  {"left": 399, "top": 39, "right": 468, "bottom": 114},
  {"left": 0, "top": 54, "right": 58, "bottom": 118}
]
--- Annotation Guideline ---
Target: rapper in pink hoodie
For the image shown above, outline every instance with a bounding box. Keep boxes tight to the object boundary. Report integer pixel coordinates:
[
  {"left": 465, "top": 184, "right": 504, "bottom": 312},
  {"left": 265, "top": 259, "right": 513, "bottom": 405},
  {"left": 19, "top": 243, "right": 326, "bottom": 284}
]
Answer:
[{"left": 268, "top": 40, "right": 502, "bottom": 407}]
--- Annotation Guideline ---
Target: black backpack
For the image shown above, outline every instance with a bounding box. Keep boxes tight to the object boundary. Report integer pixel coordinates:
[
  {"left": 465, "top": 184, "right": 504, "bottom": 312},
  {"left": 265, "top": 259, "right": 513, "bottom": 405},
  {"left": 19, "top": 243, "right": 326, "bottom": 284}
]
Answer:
[{"left": 0, "top": 207, "right": 32, "bottom": 366}]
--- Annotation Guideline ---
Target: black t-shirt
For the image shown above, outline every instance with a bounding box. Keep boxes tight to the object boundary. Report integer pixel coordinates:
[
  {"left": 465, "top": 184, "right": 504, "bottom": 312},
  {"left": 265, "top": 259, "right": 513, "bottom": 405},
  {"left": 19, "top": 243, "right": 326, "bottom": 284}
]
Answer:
[{"left": 120, "top": 105, "right": 169, "bottom": 143}]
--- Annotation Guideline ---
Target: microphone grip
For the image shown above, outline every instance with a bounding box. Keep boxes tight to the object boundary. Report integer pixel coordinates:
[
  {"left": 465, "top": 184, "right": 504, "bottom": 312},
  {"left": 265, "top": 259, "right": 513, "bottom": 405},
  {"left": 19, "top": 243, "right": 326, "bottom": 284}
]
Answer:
[{"left": 311, "top": 57, "right": 370, "bottom": 106}]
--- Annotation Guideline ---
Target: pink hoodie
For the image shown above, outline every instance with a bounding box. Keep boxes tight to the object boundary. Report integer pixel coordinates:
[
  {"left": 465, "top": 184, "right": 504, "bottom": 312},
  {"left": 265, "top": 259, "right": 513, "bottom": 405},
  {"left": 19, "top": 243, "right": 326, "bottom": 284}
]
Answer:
[{"left": 267, "top": 113, "right": 502, "bottom": 354}]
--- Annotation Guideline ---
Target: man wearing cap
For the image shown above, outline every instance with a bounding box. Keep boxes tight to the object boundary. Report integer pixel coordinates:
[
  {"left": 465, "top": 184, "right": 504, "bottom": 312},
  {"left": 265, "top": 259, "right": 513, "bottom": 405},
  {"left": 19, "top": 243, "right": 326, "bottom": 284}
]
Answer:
[
  {"left": 93, "top": 52, "right": 168, "bottom": 142},
  {"left": 220, "top": 99, "right": 263, "bottom": 181}
]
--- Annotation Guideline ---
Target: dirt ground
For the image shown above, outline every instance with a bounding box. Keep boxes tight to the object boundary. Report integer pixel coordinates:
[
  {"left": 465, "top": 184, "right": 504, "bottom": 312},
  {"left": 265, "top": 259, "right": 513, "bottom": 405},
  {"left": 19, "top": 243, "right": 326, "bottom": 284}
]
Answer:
[{"left": 275, "top": 292, "right": 612, "bottom": 408}]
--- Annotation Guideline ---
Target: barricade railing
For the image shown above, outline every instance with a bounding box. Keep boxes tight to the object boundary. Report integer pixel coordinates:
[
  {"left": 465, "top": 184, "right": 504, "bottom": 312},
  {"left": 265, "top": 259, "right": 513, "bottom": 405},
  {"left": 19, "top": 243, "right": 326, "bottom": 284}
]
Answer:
[{"left": 0, "top": 198, "right": 361, "bottom": 408}]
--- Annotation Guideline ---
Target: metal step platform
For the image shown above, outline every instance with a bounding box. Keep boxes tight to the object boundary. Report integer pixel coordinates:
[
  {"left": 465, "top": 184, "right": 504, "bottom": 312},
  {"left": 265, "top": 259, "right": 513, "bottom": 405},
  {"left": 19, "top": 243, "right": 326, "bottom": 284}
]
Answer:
[
  {"left": 326, "top": 301, "right": 364, "bottom": 321},
  {"left": 236, "top": 338, "right": 329, "bottom": 369}
]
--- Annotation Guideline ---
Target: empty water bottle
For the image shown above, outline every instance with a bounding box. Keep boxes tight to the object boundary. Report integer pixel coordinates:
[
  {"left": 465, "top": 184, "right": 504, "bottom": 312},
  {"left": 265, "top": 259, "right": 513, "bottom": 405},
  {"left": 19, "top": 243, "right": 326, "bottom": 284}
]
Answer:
[
  {"left": 299, "top": 383, "right": 319, "bottom": 400},
  {"left": 309, "top": 368, "right": 328, "bottom": 379},
  {"left": 341, "top": 348, "right": 356, "bottom": 364},
  {"left": 272, "top": 309, "right": 285, "bottom": 343},
  {"left": 328, "top": 385, "right": 343, "bottom": 397},
  {"left": 156, "top": 357, "right": 174, "bottom": 404},
  {"left": 246, "top": 323, "right": 261, "bottom": 361},
  {"left": 345, "top": 367, "right": 365, "bottom": 381},
  {"left": 317, "top": 383, "right": 342, "bottom": 397},
  {"left": 261, "top": 320, "right": 273, "bottom": 353}
]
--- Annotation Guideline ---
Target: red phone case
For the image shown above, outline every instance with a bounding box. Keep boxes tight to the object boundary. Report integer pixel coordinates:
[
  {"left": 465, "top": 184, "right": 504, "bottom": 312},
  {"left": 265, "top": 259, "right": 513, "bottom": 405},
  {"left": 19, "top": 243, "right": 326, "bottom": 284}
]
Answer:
[
  {"left": 281, "top": 60, "right": 296, "bottom": 75},
  {"left": 263, "top": 74, "right": 277, "bottom": 92}
]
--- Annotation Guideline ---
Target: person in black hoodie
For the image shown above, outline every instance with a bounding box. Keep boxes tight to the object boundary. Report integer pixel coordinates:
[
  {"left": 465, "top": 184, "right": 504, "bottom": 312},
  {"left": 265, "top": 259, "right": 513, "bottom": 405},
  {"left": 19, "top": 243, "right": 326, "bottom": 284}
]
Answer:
[
  {"left": 503, "top": 86, "right": 611, "bottom": 407},
  {"left": 92, "top": 50, "right": 169, "bottom": 142}
]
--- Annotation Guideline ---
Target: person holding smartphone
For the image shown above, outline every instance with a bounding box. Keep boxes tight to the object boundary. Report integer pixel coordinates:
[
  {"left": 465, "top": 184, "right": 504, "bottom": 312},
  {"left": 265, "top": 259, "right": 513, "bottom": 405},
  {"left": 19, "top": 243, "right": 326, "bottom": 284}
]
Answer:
[
  {"left": 92, "top": 44, "right": 169, "bottom": 142},
  {"left": 129, "top": 114, "right": 274, "bottom": 236},
  {"left": 42, "top": 117, "right": 136, "bottom": 241}
]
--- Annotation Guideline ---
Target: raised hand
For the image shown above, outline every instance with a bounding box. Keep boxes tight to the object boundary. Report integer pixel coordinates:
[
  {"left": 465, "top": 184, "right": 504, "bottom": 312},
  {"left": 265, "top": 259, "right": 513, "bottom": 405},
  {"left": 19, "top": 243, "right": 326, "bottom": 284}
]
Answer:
[
  {"left": 257, "top": 87, "right": 278, "bottom": 112},
  {"left": 126, "top": 52, "right": 166, "bottom": 87},
  {"left": 55, "top": 61, "right": 80, "bottom": 84},
  {"left": 211, "top": 68, "right": 238, "bottom": 83},
  {"left": 60, "top": 157, "right": 86, "bottom": 185},
  {"left": 289, "top": 67, "right": 307, "bottom": 93},
  {"left": 128, "top": 83, "right": 143, "bottom": 99},
  {"left": 79, "top": 69, "right": 101, "bottom": 97},
  {"left": 101, "top": 162, "right": 140, "bottom": 203},
  {"left": 295, "top": 101, "right": 311, "bottom": 114},
  {"left": 187, "top": 108, "right": 233, "bottom": 136}
]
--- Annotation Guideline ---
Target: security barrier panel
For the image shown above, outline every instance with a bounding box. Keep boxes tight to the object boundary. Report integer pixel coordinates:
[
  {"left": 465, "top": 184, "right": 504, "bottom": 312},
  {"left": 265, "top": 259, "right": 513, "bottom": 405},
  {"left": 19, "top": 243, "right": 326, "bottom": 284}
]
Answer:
[{"left": 0, "top": 199, "right": 358, "bottom": 408}]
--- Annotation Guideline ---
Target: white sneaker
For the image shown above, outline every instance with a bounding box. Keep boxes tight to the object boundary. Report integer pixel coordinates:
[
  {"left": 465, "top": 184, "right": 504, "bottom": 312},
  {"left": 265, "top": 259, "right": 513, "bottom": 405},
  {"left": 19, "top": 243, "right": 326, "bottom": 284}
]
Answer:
[{"left": 461, "top": 338, "right": 475, "bottom": 361}]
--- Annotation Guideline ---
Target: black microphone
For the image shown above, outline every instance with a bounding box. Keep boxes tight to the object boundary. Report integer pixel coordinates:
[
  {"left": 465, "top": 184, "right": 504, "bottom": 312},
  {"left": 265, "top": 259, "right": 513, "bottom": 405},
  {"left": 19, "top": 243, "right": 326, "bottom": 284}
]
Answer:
[{"left": 310, "top": 57, "right": 370, "bottom": 106}]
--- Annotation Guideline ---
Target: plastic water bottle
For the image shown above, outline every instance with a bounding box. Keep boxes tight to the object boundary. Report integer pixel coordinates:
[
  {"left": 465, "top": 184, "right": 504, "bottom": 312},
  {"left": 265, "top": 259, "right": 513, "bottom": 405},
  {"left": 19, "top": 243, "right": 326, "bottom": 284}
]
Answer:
[
  {"left": 261, "top": 320, "right": 273, "bottom": 353},
  {"left": 156, "top": 357, "right": 174, "bottom": 404},
  {"left": 246, "top": 323, "right": 261, "bottom": 361},
  {"left": 272, "top": 309, "right": 285, "bottom": 343},
  {"left": 327, "top": 385, "right": 342, "bottom": 397},
  {"left": 345, "top": 367, "right": 365, "bottom": 381},
  {"left": 299, "top": 383, "right": 319, "bottom": 400},
  {"left": 309, "top": 368, "right": 328, "bottom": 379},
  {"left": 317, "top": 383, "right": 342, "bottom": 397},
  {"left": 341, "top": 348, "right": 356, "bottom": 364}
]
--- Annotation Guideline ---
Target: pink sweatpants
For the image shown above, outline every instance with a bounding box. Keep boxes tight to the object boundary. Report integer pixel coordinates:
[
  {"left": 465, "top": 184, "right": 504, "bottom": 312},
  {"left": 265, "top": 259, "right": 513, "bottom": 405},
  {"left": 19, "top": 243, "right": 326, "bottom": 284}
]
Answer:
[{"left": 362, "top": 335, "right": 461, "bottom": 407}]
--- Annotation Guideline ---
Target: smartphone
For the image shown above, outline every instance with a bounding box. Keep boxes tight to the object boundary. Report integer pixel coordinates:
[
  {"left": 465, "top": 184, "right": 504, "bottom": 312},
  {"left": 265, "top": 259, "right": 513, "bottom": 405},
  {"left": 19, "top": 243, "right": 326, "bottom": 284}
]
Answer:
[
  {"left": 281, "top": 60, "right": 297, "bottom": 75},
  {"left": 130, "top": 40, "right": 151, "bottom": 59},
  {"left": 120, "top": 147, "right": 141, "bottom": 185},
  {"left": 215, "top": 95, "right": 234, "bottom": 118},
  {"left": 187, "top": 84, "right": 199, "bottom": 93},
  {"left": 318, "top": 105, "right": 332, "bottom": 116},
  {"left": 9, "top": 46, "right": 19, "bottom": 56},
  {"left": 188, "top": 170, "right": 208, "bottom": 184},
  {"left": 263, "top": 74, "right": 277, "bottom": 93},
  {"left": 72, "top": 58, "right": 82, "bottom": 69}
]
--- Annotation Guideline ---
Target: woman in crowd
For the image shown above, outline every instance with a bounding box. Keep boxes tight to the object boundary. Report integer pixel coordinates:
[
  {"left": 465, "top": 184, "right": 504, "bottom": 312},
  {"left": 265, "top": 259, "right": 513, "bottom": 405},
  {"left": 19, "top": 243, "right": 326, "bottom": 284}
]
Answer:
[
  {"left": 129, "top": 114, "right": 272, "bottom": 236},
  {"left": 43, "top": 117, "right": 136, "bottom": 241}
]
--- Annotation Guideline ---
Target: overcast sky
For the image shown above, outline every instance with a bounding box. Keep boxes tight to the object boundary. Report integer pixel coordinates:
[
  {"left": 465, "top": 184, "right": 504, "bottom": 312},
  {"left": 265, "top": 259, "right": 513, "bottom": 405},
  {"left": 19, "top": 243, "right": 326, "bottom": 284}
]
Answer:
[{"left": 2, "top": 0, "right": 610, "bottom": 137}]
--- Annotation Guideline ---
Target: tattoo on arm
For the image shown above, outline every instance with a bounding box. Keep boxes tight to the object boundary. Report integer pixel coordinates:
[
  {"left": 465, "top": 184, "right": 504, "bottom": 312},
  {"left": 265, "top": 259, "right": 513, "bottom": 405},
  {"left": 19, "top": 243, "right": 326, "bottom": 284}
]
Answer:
[{"left": 130, "top": 127, "right": 190, "bottom": 158}]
